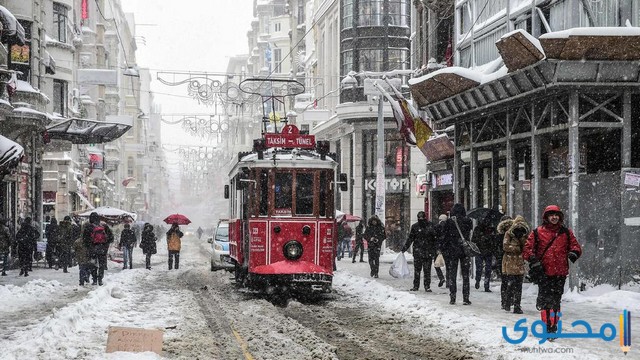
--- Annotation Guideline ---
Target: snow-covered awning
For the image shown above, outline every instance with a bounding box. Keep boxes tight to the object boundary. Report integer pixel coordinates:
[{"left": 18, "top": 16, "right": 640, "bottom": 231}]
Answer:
[
  {"left": 73, "top": 191, "right": 94, "bottom": 210},
  {"left": 0, "top": 134, "right": 23, "bottom": 173},
  {"left": 46, "top": 118, "right": 132, "bottom": 144},
  {"left": 0, "top": 6, "right": 26, "bottom": 46}
]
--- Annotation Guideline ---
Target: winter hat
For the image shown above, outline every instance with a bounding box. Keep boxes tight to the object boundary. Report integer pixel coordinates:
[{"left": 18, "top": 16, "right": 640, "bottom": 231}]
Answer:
[
  {"left": 64, "top": 216, "right": 71, "bottom": 221},
  {"left": 438, "top": 214, "right": 448, "bottom": 222}
]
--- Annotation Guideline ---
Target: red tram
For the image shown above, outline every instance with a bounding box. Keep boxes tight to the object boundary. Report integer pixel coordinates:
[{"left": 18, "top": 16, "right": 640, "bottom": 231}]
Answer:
[{"left": 224, "top": 124, "right": 346, "bottom": 296}]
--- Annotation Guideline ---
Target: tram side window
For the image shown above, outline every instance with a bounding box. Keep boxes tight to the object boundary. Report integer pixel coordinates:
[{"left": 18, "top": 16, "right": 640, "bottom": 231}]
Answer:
[
  {"left": 274, "top": 172, "right": 293, "bottom": 214},
  {"left": 319, "top": 171, "right": 327, "bottom": 217},
  {"left": 295, "top": 172, "right": 314, "bottom": 215},
  {"left": 259, "top": 169, "right": 269, "bottom": 216}
]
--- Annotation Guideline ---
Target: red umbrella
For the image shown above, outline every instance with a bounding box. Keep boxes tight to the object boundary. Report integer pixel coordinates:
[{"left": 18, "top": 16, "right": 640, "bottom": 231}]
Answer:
[{"left": 163, "top": 213, "right": 191, "bottom": 225}]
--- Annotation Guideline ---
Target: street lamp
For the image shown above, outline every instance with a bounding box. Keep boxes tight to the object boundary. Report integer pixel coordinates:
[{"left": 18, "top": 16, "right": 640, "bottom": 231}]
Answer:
[{"left": 341, "top": 71, "right": 386, "bottom": 225}]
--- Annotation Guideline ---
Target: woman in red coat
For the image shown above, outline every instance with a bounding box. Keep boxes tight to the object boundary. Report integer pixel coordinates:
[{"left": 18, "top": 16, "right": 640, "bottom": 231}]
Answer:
[{"left": 522, "top": 205, "right": 582, "bottom": 336}]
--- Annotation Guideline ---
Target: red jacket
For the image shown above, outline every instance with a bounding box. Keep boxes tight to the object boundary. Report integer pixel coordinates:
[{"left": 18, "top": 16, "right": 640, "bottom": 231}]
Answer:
[{"left": 522, "top": 206, "right": 582, "bottom": 277}]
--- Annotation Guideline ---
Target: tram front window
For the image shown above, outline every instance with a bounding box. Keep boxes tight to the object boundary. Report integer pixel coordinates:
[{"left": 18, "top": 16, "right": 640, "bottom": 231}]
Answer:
[
  {"left": 274, "top": 172, "right": 293, "bottom": 214},
  {"left": 295, "top": 172, "right": 314, "bottom": 215}
]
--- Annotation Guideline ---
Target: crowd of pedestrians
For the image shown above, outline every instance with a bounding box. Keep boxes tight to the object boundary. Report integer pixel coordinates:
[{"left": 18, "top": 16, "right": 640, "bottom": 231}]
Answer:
[
  {"left": 0, "top": 213, "right": 168, "bottom": 286},
  {"left": 343, "top": 203, "right": 581, "bottom": 337}
]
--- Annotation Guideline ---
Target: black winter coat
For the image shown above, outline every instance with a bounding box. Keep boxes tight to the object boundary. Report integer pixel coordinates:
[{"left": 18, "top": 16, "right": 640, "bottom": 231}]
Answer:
[
  {"left": 438, "top": 203, "right": 473, "bottom": 259},
  {"left": 403, "top": 220, "right": 438, "bottom": 258},
  {"left": 16, "top": 224, "right": 39, "bottom": 256},
  {"left": 140, "top": 229, "right": 157, "bottom": 255},
  {"left": 363, "top": 223, "right": 385, "bottom": 251},
  {"left": 119, "top": 229, "right": 137, "bottom": 249}
]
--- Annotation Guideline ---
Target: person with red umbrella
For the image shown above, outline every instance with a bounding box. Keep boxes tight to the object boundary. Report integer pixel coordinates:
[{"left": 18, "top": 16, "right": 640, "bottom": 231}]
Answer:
[{"left": 166, "top": 222, "right": 183, "bottom": 270}]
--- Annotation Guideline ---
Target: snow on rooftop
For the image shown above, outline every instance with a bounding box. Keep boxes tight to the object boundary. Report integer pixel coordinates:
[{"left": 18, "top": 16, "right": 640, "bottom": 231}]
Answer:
[{"left": 16, "top": 80, "right": 40, "bottom": 93}]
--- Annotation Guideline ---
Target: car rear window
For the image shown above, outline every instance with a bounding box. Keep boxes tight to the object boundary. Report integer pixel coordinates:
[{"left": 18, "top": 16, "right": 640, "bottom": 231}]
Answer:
[{"left": 216, "top": 224, "right": 229, "bottom": 241}]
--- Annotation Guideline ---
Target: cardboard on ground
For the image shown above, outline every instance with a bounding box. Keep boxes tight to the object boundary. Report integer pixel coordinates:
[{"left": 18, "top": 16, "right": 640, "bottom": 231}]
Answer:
[{"left": 106, "top": 326, "right": 163, "bottom": 354}]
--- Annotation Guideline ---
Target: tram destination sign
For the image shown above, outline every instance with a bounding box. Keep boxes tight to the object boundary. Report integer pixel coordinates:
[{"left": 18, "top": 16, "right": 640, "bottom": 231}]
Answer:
[{"left": 264, "top": 125, "right": 316, "bottom": 149}]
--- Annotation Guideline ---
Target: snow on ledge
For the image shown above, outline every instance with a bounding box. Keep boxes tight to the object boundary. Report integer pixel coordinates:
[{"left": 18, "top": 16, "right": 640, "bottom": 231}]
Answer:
[{"left": 540, "top": 26, "right": 640, "bottom": 39}]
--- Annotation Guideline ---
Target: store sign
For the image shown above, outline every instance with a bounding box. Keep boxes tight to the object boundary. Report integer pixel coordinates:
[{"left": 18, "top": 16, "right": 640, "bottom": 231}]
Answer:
[
  {"left": 365, "top": 177, "right": 409, "bottom": 193},
  {"left": 265, "top": 133, "right": 315, "bottom": 148},
  {"left": 435, "top": 173, "right": 453, "bottom": 187}
]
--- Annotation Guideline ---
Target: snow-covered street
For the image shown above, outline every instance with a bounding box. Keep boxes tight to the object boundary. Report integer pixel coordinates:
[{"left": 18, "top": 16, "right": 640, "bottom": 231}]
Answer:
[{"left": 0, "top": 235, "right": 638, "bottom": 359}]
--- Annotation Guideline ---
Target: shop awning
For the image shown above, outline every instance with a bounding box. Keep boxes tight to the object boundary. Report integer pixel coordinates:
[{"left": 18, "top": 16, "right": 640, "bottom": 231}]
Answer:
[
  {"left": 46, "top": 118, "right": 132, "bottom": 144},
  {"left": 0, "top": 6, "right": 26, "bottom": 46},
  {"left": 74, "top": 191, "right": 94, "bottom": 210},
  {"left": 0, "top": 134, "right": 24, "bottom": 173}
]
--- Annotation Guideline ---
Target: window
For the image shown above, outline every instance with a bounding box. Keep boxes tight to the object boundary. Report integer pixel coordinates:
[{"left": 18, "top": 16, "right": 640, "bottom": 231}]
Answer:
[
  {"left": 127, "top": 157, "right": 134, "bottom": 177},
  {"left": 387, "top": 0, "right": 409, "bottom": 27},
  {"left": 297, "top": 1, "right": 305, "bottom": 25},
  {"left": 274, "top": 22, "right": 281, "bottom": 32},
  {"left": 295, "top": 172, "right": 314, "bottom": 215},
  {"left": 341, "top": 49, "right": 353, "bottom": 76},
  {"left": 273, "top": 48, "right": 282, "bottom": 73},
  {"left": 274, "top": 172, "right": 293, "bottom": 214},
  {"left": 358, "top": 49, "right": 383, "bottom": 72},
  {"left": 388, "top": 49, "right": 409, "bottom": 71},
  {"left": 459, "top": 1, "right": 472, "bottom": 35},
  {"left": 8, "top": 20, "right": 31, "bottom": 81},
  {"left": 319, "top": 171, "right": 327, "bottom": 217},
  {"left": 342, "top": 0, "right": 354, "bottom": 29},
  {"left": 358, "top": 0, "right": 383, "bottom": 27},
  {"left": 580, "top": 0, "right": 619, "bottom": 26},
  {"left": 53, "top": 3, "right": 68, "bottom": 43},
  {"left": 53, "top": 79, "right": 67, "bottom": 116},
  {"left": 258, "top": 169, "right": 269, "bottom": 216}
]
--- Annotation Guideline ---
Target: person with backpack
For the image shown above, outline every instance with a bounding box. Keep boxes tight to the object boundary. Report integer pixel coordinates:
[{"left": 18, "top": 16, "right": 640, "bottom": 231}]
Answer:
[
  {"left": 82, "top": 212, "right": 114, "bottom": 285},
  {"left": 522, "top": 205, "right": 582, "bottom": 337},
  {"left": 15, "top": 217, "right": 39, "bottom": 277},
  {"left": 166, "top": 223, "right": 183, "bottom": 270},
  {"left": 118, "top": 224, "right": 137, "bottom": 270}
]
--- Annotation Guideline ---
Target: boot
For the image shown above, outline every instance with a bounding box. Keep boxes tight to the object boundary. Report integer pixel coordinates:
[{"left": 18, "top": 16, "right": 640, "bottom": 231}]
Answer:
[
  {"left": 438, "top": 279, "right": 445, "bottom": 287},
  {"left": 462, "top": 299, "right": 472, "bottom": 305},
  {"left": 449, "top": 295, "right": 456, "bottom": 305},
  {"left": 513, "top": 306, "right": 523, "bottom": 314},
  {"left": 24, "top": 272, "right": 28, "bottom": 277},
  {"left": 1, "top": 271, "right": 6, "bottom": 276},
  {"left": 475, "top": 280, "right": 480, "bottom": 289},
  {"left": 19, "top": 270, "right": 24, "bottom": 276}
]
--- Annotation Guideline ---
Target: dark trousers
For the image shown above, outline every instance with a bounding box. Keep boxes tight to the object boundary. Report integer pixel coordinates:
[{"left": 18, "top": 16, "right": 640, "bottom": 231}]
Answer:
[
  {"left": 503, "top": 275, "right": 524, "bottom": 308},
  {"left": 78, "top": 264, "right": 90, "bottom": 285},
  {"left": 95, "top": 254, "right": 108, "bottom": 281},
  {"left": 413, "top": 255, "right": 444, "bottom": 290},
  {"left": 59, "top": 249, "right": 71, "bottom": 271},
  {"left": 537, "top": 276, "right": 566, "bottom": 310},
  {"left": 475, "top": 254, "right": 493, "bottom": 290},
  {"left": 352, "top": 241, "right": 364, "bottom": 261},
  {"left": 145, "top": 253, "right": 152, "bottom": 269},
  {"left": 368, "top": 247, "right": 380, "bottom": 276},
  {"left": 445, "top": 255, "right": 471, "bottom": 301},
  {"left": 168, "top": 250, "right": 180, "bottom": 270},
  {"left": 19, "top": 253, "right": 31, "bottom": 274},
  {"left": 46, "top": 243, "right": 57, "bottom": 267}
]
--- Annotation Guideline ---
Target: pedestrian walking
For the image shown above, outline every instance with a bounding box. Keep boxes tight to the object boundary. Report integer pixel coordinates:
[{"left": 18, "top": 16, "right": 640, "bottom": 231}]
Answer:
[
  {"left": 82, "top": 212, "right": 114, "bottom": 285},
  {"left": 352, "top": 220, "right": 366, "bottom": 263},
  {"left": 338, "top": 221, "right": 352, "bottom": 260},
  {"left": 522, "top": 205, "right": 582, "bottom": 337},
  {"left": 402, "top": 211, "right": 444, "bottom": 292},
  {"left": 119, "top": 224, "right": 136, "bottom": 269},
  {"left": 500, "top": 215, "right": 529, "bottom": 314},
  {"left": 438, "top": 203, "right": 473, "bottom": 305},
  {"left": 45, "top": 217, "right": 59, "bottom": 269},
  {"left": 0, "top": 218, "right": 12, "bottom": 276},
  {"left": 471, "top": 220, "right": 496, "bottom": 292},
  {"left": 57, "top": 216, "right": 75, "bottom": 273},
  {"left": 73, "top": 236, "right": 91, "bottom": 286},
  {"left": 16, "top": 217, "right": 39, "bottom": 277},
  {"left": 197, "top": 226, "right": 204, "bottom": 240},
  {"left": 166, "top": 223, "right": 183, "bottom": 270},
  {"left": 140, "top": 223, "right": 157, "bottom": 270},
  {"left": 363, "top": 215, "right": 385, "bottom": 278}
]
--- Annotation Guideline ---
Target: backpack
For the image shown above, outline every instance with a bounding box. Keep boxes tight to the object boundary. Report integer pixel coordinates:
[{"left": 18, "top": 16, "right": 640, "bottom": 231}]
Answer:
[{"left": 91, "top": 225, "right": 107, "bottom": 245}]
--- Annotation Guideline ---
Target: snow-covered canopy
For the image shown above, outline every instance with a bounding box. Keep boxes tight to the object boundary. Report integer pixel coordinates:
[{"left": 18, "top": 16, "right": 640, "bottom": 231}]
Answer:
[
  {"left": 0, "top": 134, "right": 23, "bottom": 172},
  {"left": 46, "top": 118, "right": 132, "bottom": 144},
  {"left": 0, "top": 5, "right": 26, "bottom": 45}
]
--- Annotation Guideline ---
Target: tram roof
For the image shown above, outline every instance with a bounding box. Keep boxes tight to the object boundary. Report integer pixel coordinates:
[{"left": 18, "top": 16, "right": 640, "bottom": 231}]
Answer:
[{"left": 228, "top": 148, "right": 337, "bottom": 178}]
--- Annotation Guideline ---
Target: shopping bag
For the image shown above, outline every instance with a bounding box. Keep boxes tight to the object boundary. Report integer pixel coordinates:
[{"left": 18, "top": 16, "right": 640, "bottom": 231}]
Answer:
[
  {"left": 434, "top": 253, "right": 445, "bottom": 268},
  {"left": 389, "top": 252, "right": 411, "bottom": 279}
]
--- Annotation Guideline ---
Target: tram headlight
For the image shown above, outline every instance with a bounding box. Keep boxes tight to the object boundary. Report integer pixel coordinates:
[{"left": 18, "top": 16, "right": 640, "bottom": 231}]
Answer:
[{"left": 283, "top": 240, "right": 303, "bottom": 260}]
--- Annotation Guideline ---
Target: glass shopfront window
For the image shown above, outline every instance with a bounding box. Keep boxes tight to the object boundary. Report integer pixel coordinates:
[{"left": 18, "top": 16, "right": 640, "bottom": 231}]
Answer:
[
  {"left": 342, "top": 0, "right": 354, "bottom": 29},
  {"left": 358, "top": 49, "right": 383, "bottom": 72},
  {"left": 358, "top": 0, "right": 383, "bottom": 27}
]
